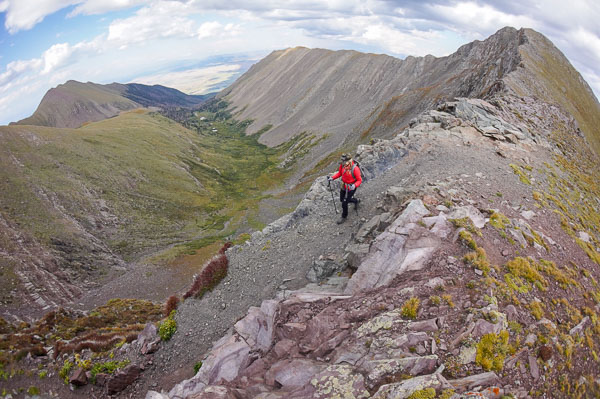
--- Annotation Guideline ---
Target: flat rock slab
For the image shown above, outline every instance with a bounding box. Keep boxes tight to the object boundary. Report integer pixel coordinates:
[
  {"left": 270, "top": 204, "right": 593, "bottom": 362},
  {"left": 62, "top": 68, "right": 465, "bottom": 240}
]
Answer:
[{"left": 372, "top": 373, "right": 453, "bottom": 398}]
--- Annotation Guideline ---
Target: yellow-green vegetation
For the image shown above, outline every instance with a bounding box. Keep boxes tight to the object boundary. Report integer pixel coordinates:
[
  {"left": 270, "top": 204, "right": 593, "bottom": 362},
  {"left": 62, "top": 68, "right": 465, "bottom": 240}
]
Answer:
[
  {"left": 59, "top": 359, "right": 73, "bottom": 384},
  {"left": 401, "top": 297, "right": 420, "bottom": 320},
  {"left": 475, "top": 330, "right": 510, "bottom": 371},
  {"left": 158, "top": 311, "right": 177, "bottom": 341},
  {"left": 509, "top": 164, "right": 532, "bottom": 185},
  {"left": 438, "top": 390, "right": 456, "bottom": 399},
  {"left": 27, "top": 387, "right": 40, "bottom": 396},
  {"left": 429, "top": 296, "right": 441, "bottom": 306},
  {"left": 529, "top": 301, "right": 545, "bottom": 320},
  {"left": 505, "top": 257, "right": 547, "bottom": 288},
  {"left": 89, "top": 359, "right": 130, "bottom": 384},
  {"left": 74, "top": 353, "right": 91, "bottom": 370},
  {"left": 463, "top": 247, "right": 491, "bottom": 276},
  {"left": 407, "top": 388, "right": 435, "bottom": 399},
  {"left": 459, "top": 230, "right": 477, "bottom": 250},
  {"left": 38, "top": 370, "right": 47, "bottom": 379},
  {"left": 450, "top": 217, "right": 481, "bottom": 236},
  {"left": 489, "top": 211, "right": 510, "bottom": 230},
  {"left": 508, "top": 320, "right": 523, "bottom": 335},
  {"left": 518, "top": 30, "right": 600, "bottom": 156},
  {"left": 442, "top": 294, "right": 455, "bottom": 308},
  {"left": 193, "top": 361, "right": 203, "bottom": 374}
]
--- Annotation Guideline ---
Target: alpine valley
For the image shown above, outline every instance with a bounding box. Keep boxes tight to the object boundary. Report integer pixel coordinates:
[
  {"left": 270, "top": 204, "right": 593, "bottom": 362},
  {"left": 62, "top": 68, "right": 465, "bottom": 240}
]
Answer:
[{"left": 1, "top": 26, "right": 600, "bottom": 399}]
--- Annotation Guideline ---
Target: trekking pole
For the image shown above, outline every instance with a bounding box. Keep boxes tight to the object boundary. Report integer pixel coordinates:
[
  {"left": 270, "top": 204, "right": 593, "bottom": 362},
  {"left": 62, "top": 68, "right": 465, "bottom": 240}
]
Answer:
[{"left": 328, "top": 180, "right": 338, "bottom": 214}]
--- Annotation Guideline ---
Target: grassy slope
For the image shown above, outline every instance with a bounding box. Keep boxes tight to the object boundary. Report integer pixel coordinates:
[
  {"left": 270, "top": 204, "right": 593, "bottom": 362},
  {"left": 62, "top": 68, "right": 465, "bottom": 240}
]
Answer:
[
  {"left": 0, "top": 108, "right": 293, "bottom": 268},
  {"left": 16, "top": 81, "right": 138, "bottom": 127},
  {"left": 514, "top": 29, "right": 600, "bottom": 156}
]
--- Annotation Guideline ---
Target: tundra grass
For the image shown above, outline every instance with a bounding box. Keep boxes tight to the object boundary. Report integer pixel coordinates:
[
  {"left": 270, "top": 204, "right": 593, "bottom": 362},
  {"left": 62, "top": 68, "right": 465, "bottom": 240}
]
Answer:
[{"left": 0, "top": 103, "right": 303, "bottom": 272}]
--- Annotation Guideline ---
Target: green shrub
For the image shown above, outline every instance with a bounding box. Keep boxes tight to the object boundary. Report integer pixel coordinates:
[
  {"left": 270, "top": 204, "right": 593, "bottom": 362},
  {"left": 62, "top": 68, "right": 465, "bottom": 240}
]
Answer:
[
  {"left": 193, "top": 361, "right": 203, "bottom": 374},
  {"left": 476, "top": 330, "right": 510, "bottom": 371},
  {"left": 59, "top": 359, "right": 73, "bottom": 384},
  {"left": 159, "top": 311, "right": 177, "bottom": 341},
  {"left": 401, "top": 297, "right": 420, "bottom": 319}
]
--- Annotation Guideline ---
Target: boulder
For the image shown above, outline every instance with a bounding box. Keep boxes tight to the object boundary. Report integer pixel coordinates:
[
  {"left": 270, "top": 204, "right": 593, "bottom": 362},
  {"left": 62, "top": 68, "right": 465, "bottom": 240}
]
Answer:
[
  {"left": 196, "top": 334, "right": 252, "bottom": 385},
  {"left": 145, "top": 391, "right": 170, "bottom": 399},
  {"left": 265, "top": 359, "right": 324, "bottom": 390},
  {"left": 448, "top": 371, "right": 499, "bottom": 391},
  {"left": 307, "top": 259, "right": 344, "bottom": 282},
  {"left": 273, "top": 339, "right": 299, "bottom": 359},
  {"left": 69, "top": 368, "right": 88, "bottom": 386},
  {"left": 528, "top": 353, "right": 540, "bottom": 381},
  {"left": 234, "top": 299, "right": 279, "bottom": 353},
  {"left": 356, "top": 215, "right": 382, "bottom": 243},
  {"left": 360, "top": 355, "right": 438, "bottom": 389},
  {"left": 291, "top": 364, "right": 370, "bottom": 399},
  {"left": 344, "top": 243, "right": 370, "bottom": 269},
  {"left": 187, "top": 385, "right": 239, "bottom": 399},
  {"left": 345, "top": 200, "right": 440, "bottom": 294},
  {"left": 447, "top": 205, "right": 486, "bottom": 229},
  {"left": 408, "top": 318, "right": 439, "bottom": 332},
  {"left": 138, "top": 323, "right": 158, "bottom": 348},
  {"left": 107, "top": 364, "right": 141, "bottom": 395},
  {"left": 569, "top": 316, "right": 590, "bottom": 336}
]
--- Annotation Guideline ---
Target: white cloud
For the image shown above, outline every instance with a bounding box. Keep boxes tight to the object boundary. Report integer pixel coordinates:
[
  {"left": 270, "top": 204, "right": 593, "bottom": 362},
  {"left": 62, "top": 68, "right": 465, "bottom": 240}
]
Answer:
[
  {"left": 2, "top": 0, "right": 80, "bottom": 33},
  {"left": 68, "top": 0, "right": 146, "bottom": 16},
  {"left": 426, "top": 2, "right": 538, "bottom": 38},
  {"left": 107, "top": 1, "right": 197, "bottom": 47}
]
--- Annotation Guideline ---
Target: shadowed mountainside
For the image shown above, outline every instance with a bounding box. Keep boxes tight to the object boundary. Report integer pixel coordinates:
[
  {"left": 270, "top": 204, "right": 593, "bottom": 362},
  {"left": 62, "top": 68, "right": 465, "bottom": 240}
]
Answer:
[{"left": 13, "top": 80, "right": 210, "bottom": 129}]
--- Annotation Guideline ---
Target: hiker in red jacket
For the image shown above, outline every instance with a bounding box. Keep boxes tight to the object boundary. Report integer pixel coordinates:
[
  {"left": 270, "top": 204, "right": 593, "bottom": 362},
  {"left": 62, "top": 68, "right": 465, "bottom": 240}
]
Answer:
[{"left": 327, "top": 153, "right": 362, "bottom": 224}]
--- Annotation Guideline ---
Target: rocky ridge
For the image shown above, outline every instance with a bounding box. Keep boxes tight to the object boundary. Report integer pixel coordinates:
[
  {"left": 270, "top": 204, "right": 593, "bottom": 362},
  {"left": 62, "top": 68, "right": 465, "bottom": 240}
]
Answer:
[{"left": 138, "top": 95, "right": 600, "bottom": 399}]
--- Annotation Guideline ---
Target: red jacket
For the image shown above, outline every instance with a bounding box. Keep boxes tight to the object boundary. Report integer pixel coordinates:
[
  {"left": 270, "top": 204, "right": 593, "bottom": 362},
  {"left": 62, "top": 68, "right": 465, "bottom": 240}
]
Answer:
[{"left": 331, "top": 161, "right": 362, "bottom": 189}]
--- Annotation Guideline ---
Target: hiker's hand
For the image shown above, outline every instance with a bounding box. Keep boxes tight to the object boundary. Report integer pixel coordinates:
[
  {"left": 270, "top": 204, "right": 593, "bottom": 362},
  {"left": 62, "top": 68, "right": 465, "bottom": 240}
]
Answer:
[
  {"left": 349, "top": 184, "right": 355, "bottom": 190},
  {"left": 327, "top": 176, "right": 333, "bottom": 182}
]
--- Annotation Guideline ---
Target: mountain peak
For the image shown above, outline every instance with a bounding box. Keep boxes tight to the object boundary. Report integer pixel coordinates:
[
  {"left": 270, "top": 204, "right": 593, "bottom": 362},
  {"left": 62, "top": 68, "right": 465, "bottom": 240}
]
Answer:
[{"left": 13, "top": 81, "right": 210, "bottom": 129}]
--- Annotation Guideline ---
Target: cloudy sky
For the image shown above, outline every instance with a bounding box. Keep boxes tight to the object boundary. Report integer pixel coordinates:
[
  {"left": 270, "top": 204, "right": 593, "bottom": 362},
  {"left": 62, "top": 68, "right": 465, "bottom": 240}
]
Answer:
[{"left": 1, "top": 0, "right": 599, "bottom": 126}]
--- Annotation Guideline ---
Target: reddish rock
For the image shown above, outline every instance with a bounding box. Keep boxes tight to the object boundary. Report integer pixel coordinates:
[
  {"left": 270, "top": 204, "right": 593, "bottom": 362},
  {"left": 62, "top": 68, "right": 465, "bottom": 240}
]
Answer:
[
  {"left": 311, "top": 330, "right": 350, "bottom": 359},
  {"left": 407, "top": 318, "right": 439, "bottom": 332},
  {"left": 187, "top": 385, "right": 238, "bottom": 399},
  {"left": 94, "top": 372, "right": 109, "bottom": 386},
  {"left": 422, "top": 194, "right": 439, "bottom": 206},
  {"left": 539, "top": 345, "right": 552, "bottom": 361},
  {"left": 138, "top": 323, "right": 158, "bottom": 348},
  {"left": 142, "top": 339, "right": 160, "bottom": 355},
  {"left": 273, "top": 339, "right": 299, "bottom": 359},
  {"left": 265, "top": 359, "right": 324, "bottom": 389},
  {"left": 107, "top": 364, "right": 141, "bottom": 395},
  {"left": 276, "top": 322, "right": 307, "bottom": 341},
  {"left": 69, "top": 368, "right": 88, "bottom": 386}
]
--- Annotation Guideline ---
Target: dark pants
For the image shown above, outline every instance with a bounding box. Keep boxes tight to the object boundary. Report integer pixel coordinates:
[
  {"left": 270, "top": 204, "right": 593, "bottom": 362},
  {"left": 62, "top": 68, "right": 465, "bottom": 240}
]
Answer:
[{"left": 339, "top": 188, "right": 358, "bottom": 218}]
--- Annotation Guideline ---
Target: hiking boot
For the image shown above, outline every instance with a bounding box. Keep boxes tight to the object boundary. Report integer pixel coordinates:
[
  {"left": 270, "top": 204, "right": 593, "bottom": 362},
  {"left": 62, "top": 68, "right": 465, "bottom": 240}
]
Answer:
[
  {"left": 354, "top": 198, "right": 360, "bottom": 210},
  {"left": 336, "top": 216, "right": 347, "bottom": 224}
]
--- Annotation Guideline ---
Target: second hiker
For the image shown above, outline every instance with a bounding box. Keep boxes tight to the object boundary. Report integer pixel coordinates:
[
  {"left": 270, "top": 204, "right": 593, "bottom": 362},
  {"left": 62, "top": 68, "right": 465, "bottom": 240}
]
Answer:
[{"left": 327, "top": 153, "right": 362, "bottom": 224}]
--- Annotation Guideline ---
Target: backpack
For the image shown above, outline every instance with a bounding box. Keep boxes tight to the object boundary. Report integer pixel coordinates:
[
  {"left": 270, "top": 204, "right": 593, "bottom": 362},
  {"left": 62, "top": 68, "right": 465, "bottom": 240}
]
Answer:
[{"left": 341, "top": 160, "right": 366, "bottom": 183}]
